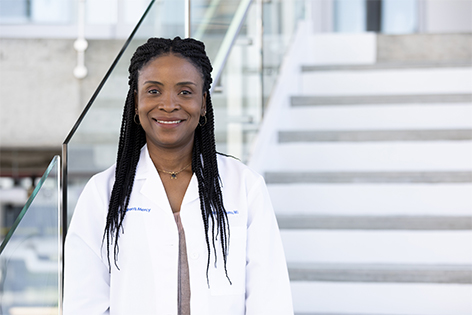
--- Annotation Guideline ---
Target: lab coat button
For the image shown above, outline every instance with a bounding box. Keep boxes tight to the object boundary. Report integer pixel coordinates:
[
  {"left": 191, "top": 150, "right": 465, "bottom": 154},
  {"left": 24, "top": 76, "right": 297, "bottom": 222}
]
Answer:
[{"left": 191, "top": 252, "right": 199, "bottom": 260}]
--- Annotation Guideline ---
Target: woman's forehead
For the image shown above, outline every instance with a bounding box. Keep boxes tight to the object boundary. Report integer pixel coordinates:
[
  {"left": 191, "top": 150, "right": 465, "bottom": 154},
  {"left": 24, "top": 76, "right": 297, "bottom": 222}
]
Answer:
[{"left": 138, "top": 54, "right": 204, "bottom": 85}]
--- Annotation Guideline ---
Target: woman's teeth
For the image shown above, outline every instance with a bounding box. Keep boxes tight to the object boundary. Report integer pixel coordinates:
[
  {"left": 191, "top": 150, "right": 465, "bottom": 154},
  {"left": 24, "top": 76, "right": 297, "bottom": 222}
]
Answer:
[{"left": 158, "top": 120, "right": 181, "bottom": 124}]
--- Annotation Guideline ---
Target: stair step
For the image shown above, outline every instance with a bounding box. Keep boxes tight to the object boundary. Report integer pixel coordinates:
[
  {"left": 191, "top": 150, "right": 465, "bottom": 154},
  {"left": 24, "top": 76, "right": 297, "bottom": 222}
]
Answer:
[
  {"left": 291, "top": 281, "right": 472, "bottom": 315},
  {"left": 301, "top": 68, "right": 471, "bottom": 95},
  {"left": 268, "top": 184, "right": 472, "bottom": 216},
  {"left": 266, "top": 142, "right": 472, "bottom": 171},
  {"left": 302, "top": 62, "right": 472, "bottom": 72},
  {"left": 265, "top": 171, "right": 472, "bottom": 184},
  {"left": 277, "top": 215, "right": 472, "bottom": 230},
  {"left": 291, "top": 93, "right": 472, "bottom": 106},
  {"left": 280, "top": 104, "right": 472, "bottom": 131},
  {"left": 288, "top": 263, "right": 472, "bottom": 284},
  {"left": 281, "top": 230, "right": 472, "bottom": 264},
  {"left": 294, "top": 314, "right": 431, "bottom": 315},
  {"left": 278, "top": 129, "right": 472, "bottom": 143}
]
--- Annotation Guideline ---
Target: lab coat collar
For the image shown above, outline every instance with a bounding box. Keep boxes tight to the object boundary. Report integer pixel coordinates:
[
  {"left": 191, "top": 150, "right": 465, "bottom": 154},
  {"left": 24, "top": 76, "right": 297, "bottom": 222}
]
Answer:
[{"left": 135, "top": 145, "right": 199, "bottom": 209}]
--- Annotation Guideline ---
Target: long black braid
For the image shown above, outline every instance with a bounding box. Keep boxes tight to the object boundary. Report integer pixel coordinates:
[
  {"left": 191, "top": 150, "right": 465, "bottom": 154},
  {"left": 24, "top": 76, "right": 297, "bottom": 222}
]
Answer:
[{"left": 103, "top": 37, "right": 231, "bottom": 284}]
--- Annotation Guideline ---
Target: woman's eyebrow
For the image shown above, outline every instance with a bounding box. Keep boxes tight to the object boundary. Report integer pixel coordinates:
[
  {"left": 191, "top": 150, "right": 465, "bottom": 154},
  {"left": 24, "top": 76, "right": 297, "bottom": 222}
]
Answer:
[
  {"left": 176, "top": 81, "right": 197, "bottom": 86},
  {"left": 142, "top": 81, "right": 197, "bottom": 86},
  {"left": 143, "top": 80, "right": 163, "bottom": 86}
]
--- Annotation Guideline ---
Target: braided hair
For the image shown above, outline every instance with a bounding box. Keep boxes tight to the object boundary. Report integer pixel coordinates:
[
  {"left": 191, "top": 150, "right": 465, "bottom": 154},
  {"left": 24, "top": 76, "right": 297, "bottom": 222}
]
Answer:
[{"left": 104, "top": 37, "right": 231, "bottom": 284}]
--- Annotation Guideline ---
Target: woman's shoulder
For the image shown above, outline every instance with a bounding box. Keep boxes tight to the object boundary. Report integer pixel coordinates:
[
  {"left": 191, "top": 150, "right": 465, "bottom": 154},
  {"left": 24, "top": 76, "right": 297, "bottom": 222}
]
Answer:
[
  {"left": 91, "top": 164, "right": 116, "bottom": 186},
  {"left": 80, "top": 164, "right": 116, "bottom": 201},
  {"left": 216, "top": 153, "right": 265, "bottom": 185}
]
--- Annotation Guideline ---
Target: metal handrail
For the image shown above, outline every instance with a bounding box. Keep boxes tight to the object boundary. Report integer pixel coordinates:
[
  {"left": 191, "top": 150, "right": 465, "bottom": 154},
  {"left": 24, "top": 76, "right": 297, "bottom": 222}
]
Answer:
[{"left": 210, "top": 0, "right": 254, "bottom": 93}]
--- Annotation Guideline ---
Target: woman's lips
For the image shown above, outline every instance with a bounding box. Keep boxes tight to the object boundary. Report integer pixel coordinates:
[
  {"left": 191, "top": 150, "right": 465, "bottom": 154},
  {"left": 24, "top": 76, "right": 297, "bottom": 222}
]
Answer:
[
  {"left": 156, "top": 119, "right": 182, "bottom": 124},
  {"left": 152, "top": 118, "right": 185, "bottom": 127}
]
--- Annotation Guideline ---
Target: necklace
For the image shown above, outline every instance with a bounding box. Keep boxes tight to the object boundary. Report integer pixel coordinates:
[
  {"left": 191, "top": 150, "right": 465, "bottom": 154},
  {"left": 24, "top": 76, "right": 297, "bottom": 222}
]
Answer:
[{"left": 156, "top": 162, "right": 192, "bottom": 180}]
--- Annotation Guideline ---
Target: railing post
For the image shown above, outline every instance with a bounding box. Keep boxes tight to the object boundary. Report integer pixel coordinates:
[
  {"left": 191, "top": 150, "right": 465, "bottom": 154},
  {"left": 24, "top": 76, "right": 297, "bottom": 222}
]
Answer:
[
  {"left": 73, "top": 0, "right": 88, "bottom": 79},
  {"left": 185, "top": 0, "right": 191, "bottom": 38},
  {"left": 257, "top": 0, "right": 264, "bottom": 116}
]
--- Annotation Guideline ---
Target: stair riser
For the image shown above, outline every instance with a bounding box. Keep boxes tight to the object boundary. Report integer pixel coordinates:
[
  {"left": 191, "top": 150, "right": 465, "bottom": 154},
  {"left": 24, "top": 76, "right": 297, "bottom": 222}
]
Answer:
[
  {"left": 277, "top": 215, "right": 472, "bottom": 230},
  {"left": 265, "top": 171, "right": 472, "bottom": 184},
  {"left": 302, "top": 62, "right": 472, "bottom": 72},
  {"left": 288, "top": 268, "right": 472, "bottom": 284},
  {"left": 279, "top": 130, "right": 472, "bottom": 143},
  {"left": 291, "top": 94, "right": 472, "bottom": 106}
]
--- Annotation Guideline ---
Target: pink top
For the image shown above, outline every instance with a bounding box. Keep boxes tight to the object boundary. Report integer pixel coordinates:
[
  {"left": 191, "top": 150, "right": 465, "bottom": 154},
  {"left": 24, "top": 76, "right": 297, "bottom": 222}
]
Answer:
[{"left": 173, "top": 212, "right": 191, "bottom": 315}]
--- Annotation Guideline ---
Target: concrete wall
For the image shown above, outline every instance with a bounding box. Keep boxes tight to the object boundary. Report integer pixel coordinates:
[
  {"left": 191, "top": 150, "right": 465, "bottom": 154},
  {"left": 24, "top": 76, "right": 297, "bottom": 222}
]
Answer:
[
  {"left": 0, "top": 38, "right": 124, "bottom": 148},
  {"left": 377, "top": 33, "right": 472, "bottom": 62},
  {"left": 0, "top": 38, "right": 126, "bottom": 176}
]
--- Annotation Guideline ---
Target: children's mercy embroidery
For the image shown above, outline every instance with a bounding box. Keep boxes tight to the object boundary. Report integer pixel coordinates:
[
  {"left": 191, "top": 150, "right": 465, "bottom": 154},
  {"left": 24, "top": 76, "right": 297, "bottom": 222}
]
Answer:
[
  {"left": 127, "top": 207, "right": 151, "bottom": 212},
  {"left": 213, "top": 210, "right": 239, "bottom": 215}
]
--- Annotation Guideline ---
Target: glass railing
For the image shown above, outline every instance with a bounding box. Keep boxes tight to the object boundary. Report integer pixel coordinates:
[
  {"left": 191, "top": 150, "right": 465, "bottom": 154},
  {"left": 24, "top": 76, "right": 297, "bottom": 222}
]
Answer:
[
  {"left": 261, "top": 0, "right": 305, "bottom": 105},
  {"left": 0, "top": 156, "right": 61, "bottom": 315},
  {"left": 192, "top": 0, "right": 261, "bottom": 160},
  {"left": 192, "top": 0, "right": 243, "bottom": 61},
  {"left": 194, "top": 0, "right": 306, "bottom": 160}
]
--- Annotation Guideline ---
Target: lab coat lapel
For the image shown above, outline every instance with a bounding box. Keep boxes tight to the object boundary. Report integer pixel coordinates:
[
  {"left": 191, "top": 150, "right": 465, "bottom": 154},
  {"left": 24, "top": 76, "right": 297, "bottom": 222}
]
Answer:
[
  {"left": 181, "top": 173, "right": 199, "bottom": 208},
  {"left": 136, "top": 145, "right": 199, "bottom": 210},
  {"left": 136, "top": 146, "right": 171, "bottom": 213}
]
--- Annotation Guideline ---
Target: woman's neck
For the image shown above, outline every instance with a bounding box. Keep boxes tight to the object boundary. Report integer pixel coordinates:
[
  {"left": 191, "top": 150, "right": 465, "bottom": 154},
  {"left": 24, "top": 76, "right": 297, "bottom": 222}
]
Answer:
[{"left": 146, "top": 140, "right": 194, "bottom": 172}]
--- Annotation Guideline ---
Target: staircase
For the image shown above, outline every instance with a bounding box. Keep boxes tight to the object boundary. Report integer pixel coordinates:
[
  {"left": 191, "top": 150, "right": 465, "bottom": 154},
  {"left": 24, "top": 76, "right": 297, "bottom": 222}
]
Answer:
[{"left": 250, "top": 23, "right": 472, "bottom": 315}]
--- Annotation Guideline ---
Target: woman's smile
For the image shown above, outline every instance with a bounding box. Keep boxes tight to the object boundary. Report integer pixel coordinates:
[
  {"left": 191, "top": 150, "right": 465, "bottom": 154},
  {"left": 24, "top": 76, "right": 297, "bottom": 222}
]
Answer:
[
  {"left": 156, "top": 119, "right": 183, "bottom": 124},
  {"left": 153, "top": 117, "right": 186, "bottom": 127}
]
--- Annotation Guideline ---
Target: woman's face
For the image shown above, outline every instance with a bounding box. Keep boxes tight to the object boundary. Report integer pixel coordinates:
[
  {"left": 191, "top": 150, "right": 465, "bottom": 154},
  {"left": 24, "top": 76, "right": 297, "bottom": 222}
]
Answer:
[{"left": 135, "top": 54, "right": 206, "bottom": 152}]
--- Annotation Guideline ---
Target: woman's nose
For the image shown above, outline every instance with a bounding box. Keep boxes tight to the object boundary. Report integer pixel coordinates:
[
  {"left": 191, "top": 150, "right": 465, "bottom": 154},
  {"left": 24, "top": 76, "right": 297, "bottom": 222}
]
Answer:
[{"left": 159, "top": 93, "right": 179, "bottom": 112}]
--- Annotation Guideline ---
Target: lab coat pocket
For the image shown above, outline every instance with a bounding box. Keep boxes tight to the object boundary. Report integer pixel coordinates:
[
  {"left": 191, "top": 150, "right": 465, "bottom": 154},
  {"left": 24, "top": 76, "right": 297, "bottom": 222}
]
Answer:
[{"left": 210, "top": 226, "right": 247, "bottom": 296}]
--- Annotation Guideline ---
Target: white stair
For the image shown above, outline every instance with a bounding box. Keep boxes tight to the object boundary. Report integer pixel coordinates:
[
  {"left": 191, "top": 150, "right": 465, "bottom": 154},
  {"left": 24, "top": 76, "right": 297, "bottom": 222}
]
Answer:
[{"left": 249, "top": 26, "right": 472, "bottom": 315}]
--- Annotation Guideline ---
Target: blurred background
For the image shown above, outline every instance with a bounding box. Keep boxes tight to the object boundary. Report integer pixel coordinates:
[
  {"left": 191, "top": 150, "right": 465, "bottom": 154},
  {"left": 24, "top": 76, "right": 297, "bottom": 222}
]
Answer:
[{"left": 0, "top": 0, "right": 471, "bottom": 314}]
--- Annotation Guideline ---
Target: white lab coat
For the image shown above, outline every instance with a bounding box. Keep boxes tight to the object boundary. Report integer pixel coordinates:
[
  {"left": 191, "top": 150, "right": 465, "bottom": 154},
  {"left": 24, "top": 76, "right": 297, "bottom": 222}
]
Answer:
[{"left": 63, "top": 145, "right": 293, "bottom": 315}]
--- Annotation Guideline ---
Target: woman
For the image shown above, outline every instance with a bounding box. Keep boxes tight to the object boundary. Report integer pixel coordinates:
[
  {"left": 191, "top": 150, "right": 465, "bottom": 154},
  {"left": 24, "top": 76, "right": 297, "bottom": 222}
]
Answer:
[{"left": 63, "top": 37, "right": 293, "bottom": 315}]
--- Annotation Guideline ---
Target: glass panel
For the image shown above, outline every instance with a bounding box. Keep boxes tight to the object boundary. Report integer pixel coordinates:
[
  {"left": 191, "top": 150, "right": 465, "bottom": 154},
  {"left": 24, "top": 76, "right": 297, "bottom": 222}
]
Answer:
[
  {"left": 123, "top": 0, "right": 152, "bottom": 25},
  {"left": 262, "top": 0, "right": 305, "bottom": 106},
  {"left": 334, "top": 0, "right": 366, "bottom": 32},
  {"left": 65, "top": 0, "right": 184, "bottom": 224},
  {"left": 0, "top": 0, "right": 30, "bottom": 23},
  {"left": 86, "top": 0, "right": 118, "bottom": 25},
  {"left": 382, "top": 0, "right": 418, "bottom": 34},
  {"left": 192, "top": 0, "right": 242, "bottom": 61},
  {"left": 0, "top": 0, "right": 72, "bottom": 24},
  {"left": 210, "top": 0, "right": 263, "bottom": 161},
  {"left": 0, "top": 156, "right": 60, "bottom": 314},
  {"left": 31, "top": 0, "right": 72, "bottom": 23}
]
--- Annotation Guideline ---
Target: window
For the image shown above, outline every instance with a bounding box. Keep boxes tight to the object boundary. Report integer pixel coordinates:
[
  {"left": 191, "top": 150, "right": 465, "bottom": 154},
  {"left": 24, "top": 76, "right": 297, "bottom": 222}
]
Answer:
[
  {"left": 333, "top": 0, "right": 418, "bottom": 34},
  {"left": 0, "top": 0, "right": 71, "bottom": 24}
]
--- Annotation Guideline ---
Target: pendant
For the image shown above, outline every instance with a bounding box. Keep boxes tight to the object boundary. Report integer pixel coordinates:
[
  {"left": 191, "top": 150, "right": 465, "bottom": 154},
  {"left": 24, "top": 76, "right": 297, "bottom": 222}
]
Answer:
[{"left": 170, "top": 173, "right": 177, "bottom": 179}]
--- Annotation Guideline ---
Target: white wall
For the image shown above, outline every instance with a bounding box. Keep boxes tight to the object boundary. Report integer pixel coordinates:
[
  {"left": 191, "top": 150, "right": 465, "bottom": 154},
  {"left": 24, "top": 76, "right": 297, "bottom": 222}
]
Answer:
[{"left": 423, "top": 0, "right": 472, "bottom": 33}]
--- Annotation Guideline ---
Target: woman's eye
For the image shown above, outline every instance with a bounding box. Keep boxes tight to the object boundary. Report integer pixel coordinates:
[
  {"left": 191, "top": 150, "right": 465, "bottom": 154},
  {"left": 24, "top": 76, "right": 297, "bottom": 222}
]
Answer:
[
  {"left": 179, "top": 90, "right": 191, "bottom": 95},
  {"left": 148, "top": 89, "right": 160, "bottom": 94}
]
